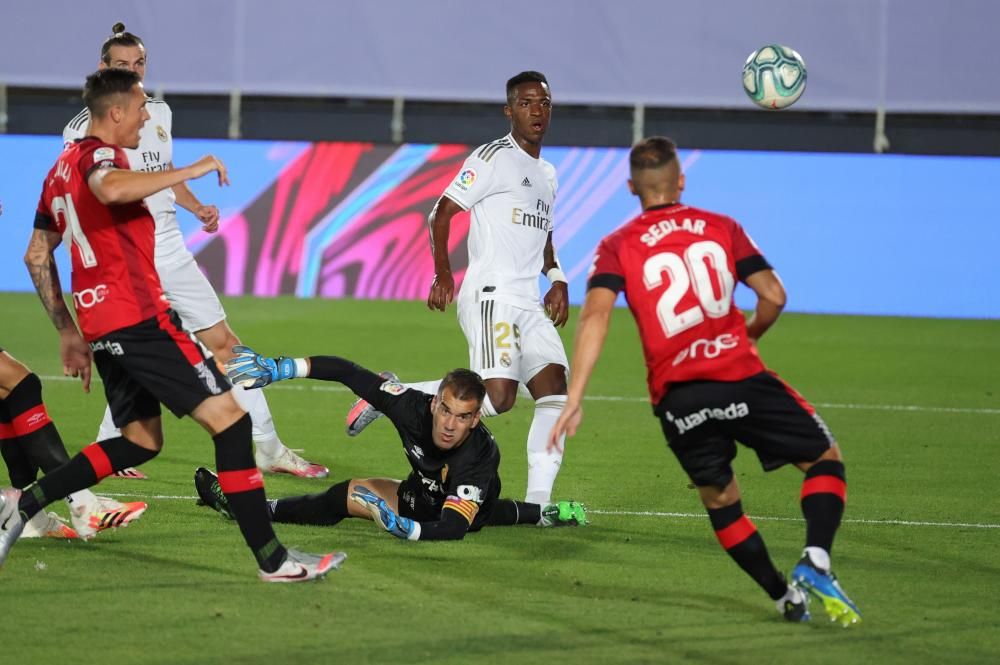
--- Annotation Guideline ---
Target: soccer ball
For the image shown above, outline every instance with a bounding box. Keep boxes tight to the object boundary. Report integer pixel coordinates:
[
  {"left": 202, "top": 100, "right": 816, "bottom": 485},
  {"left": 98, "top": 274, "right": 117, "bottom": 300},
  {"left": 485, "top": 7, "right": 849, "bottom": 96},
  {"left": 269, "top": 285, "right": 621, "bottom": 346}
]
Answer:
[{"left": 742, "top": 45, "right": 807, "bottom": 110}]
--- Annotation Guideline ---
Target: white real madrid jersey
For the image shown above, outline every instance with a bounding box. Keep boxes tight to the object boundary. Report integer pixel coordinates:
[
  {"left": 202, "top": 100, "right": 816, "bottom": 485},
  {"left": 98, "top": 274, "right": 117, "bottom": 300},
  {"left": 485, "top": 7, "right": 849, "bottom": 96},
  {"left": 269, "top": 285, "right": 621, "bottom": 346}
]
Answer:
[
  {"left": 444, "top": 133, "right": 558, "bottom": 308},
  {"left": 63, "top": 98, "right": 186, "bottom": 263}
]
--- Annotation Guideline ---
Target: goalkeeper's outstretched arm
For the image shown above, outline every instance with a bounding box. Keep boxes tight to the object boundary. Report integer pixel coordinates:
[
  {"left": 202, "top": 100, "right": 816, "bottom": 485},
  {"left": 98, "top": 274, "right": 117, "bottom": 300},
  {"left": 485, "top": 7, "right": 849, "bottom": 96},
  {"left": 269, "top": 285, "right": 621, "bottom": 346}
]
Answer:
[{"left": 305, "top": 355, "right": 383, "bottom": 397}]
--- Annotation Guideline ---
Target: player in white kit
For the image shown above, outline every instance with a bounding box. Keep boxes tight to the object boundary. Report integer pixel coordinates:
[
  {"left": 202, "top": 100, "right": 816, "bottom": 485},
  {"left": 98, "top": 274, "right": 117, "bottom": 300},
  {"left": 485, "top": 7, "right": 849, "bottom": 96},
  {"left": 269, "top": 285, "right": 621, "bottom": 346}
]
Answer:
[
  {"left": 64, "top": 24, "right": 327, "bottom": 480},
  {"left": 347, "top": 72, "right": 570, "bottom": 504}
]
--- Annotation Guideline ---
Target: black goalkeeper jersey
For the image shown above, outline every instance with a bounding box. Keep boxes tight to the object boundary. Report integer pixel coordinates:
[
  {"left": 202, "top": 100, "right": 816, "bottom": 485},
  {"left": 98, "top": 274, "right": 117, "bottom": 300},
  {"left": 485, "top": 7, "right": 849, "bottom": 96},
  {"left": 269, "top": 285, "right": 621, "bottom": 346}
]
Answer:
[
  {"left": 362, "top": 378, "right": 502, "bottom": 526},
  {"left": 305, "top": 356, "right": 504, "bottom": 535}
]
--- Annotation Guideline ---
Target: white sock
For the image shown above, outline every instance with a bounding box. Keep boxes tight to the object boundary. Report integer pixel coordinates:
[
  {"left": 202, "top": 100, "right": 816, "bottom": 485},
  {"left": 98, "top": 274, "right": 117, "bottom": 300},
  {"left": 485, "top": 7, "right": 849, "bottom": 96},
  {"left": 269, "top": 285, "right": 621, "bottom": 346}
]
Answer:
[
  {"left": 480, "top": 393, "right": 498, "bottom": 417},
  {"left": 804, "top": 546, "right": 831, "bottom": 572},
  {"left": 65, "top": 489, "right": 100, "bottom": 513},
  {"left": 95, "top": 404, "right": 121, "bottom": 442},
  {"left": 230, "top": 384, "right": 283, "bottom": 457},
  {"left": 404, "top": 380, "right": 442, "bottom": 396},
  {"left": 775, "top": 584, "right": 805, "bottom": 610},
  {"left": 524, "top": 395, "right": 566, "bottom": 504}
]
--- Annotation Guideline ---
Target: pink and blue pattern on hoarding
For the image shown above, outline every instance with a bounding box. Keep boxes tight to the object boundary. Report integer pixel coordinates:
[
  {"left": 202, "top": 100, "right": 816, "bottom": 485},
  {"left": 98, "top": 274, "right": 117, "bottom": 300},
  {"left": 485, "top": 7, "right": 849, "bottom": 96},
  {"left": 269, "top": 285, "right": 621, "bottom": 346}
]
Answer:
[{"left": 1, "top": 135, "right": 997, "bottom": 318}]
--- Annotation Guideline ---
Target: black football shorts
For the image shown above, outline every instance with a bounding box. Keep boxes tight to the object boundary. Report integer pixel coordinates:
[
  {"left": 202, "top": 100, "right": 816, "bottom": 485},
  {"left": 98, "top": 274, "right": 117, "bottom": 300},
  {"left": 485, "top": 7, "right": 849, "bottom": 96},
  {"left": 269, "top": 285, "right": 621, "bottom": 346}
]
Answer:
[
  {"left": 91, "top": 310, "right": 230, "bottom": 428},
  {"left": 656, "top": 371, "right": 835, "bottom": 488}
]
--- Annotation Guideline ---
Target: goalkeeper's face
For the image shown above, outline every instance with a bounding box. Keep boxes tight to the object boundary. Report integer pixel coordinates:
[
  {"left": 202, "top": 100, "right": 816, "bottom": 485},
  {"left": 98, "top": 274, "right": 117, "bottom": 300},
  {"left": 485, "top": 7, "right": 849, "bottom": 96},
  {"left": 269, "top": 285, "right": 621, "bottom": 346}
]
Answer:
[{"left": 431, "top": 388, "right": 482, "bottom": 450}]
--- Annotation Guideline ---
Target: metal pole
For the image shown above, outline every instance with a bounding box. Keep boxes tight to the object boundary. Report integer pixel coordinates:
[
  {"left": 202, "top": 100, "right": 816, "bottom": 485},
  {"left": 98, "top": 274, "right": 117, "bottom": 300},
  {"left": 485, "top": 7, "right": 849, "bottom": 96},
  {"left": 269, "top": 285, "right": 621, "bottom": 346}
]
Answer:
[
  {"left": 873, "top": 0, "right": 890, "bottom": 153},
  {"left": 228, "top": 88, "right": 242, "bottom": 140},
  {"left": 391, "top": 96, "right": 405, "bottom": 144},
  {"left": 874, "top": 106, "right": 890, "bottom": 153},
  {"left": 0, "top": 83, "right": 8, "bottom": 134},
  {"left": 632, "top": 102, "right": 645, "bottom": 145}
]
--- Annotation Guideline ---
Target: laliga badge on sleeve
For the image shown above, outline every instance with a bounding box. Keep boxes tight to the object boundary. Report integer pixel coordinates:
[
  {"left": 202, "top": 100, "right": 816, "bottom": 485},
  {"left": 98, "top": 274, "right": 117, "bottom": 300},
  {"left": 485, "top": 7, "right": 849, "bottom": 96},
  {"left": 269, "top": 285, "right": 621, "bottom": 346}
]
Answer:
[{"left": 454, "top": 168, "right": 477, "bottom": 191}]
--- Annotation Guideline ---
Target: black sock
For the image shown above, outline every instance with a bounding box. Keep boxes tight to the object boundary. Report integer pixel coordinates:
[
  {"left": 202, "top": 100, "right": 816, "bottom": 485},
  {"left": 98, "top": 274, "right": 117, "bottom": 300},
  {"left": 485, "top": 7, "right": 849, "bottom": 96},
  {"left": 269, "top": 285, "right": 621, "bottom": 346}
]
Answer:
[
  {"left": 214, "top": 414, "right": 287, "bottom": 573},
  {"left": 272, "top": 480, "right": 351, "bottom": 526},
  {"left": 707, "top": 501, "right": 787, "bottom": 600},
  {"left": 801, "top": 460, "right": 846, "bottom": 554},
  {"left": 1, "top": 438, "right": 38, "bottom": 488},
  {"left": 1, "top": 374, "right": 73, "bottom": 486},
  {"left": 1, "top": 395, "right": 38, "bottom": 487},
  {"left": 17, "top": 436, "right": 159, "bottom": 520},
  {"left": 486, "top": 499, "right": 542, "bottom": 526}
]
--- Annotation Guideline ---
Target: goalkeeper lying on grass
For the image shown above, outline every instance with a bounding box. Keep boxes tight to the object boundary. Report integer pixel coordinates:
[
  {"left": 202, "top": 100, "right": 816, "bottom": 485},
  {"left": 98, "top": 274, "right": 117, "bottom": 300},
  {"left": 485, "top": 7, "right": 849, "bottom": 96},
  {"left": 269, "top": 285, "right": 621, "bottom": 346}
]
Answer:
[{"left": 194, "top": 347, "right": 586, "bottom": 540}]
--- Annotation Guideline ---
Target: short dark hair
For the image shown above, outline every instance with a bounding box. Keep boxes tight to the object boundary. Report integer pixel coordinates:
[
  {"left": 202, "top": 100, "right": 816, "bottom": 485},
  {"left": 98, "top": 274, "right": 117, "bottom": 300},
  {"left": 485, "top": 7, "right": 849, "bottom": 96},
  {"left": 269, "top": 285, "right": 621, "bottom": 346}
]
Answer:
[
  {"left": 439, "top": 369, "right": 487, "bottom": 405},
  {"left": 629, "top": 136, "right": 679, "bottom": 171},
  {"left": 83, "top": 68, "right": 141, "bottom": 118},
  {"left": 100, "top": 22, "right": 145, "bottom": 64},
  {"left": 506, "top": 71, "right": 549, "bottom": 104}
]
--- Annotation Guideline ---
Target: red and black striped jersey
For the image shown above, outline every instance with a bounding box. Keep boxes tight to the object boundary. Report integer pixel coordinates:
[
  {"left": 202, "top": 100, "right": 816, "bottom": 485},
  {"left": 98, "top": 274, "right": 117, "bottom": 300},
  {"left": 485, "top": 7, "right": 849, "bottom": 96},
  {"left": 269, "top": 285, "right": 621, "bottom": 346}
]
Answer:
[
  {"left": 589, "top": 203, "right": 770, "bottom": 406},
  {"left": 35, "top": 137, "right": 168, "bottom": 341}
]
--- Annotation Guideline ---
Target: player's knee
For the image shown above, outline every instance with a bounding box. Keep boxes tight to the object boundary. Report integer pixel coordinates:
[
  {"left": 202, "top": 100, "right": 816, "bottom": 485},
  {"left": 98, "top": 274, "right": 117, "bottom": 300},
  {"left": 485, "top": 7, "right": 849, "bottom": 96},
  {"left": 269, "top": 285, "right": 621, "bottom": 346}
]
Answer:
[
  {"left": 526, "top": 364, "right": 567, "bottom": 398},
  {"left": 486, "top": 387, "right": 517, "bottom": 414},
  {"left": 812, "top": 443, "right": 843, "bottom": 465},
  {"left": 119, "top": 422, "right": 165, "bottom": 452},
  {"left": 0, "top": 361, "right": 32, "bottom": 394},
  {"left": 694, "top": 471, "right": 738, "bottom": 508},
  {"left": 192, "top": 391, "right": 246, "bottom": 434}
]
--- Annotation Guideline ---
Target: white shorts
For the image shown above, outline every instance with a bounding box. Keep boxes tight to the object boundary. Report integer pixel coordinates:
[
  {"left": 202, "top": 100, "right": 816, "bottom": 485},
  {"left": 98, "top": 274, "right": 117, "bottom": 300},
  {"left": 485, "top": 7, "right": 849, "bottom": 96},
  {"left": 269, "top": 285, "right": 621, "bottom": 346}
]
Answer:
[
  {"left": 156, "top": 254, "right": 227, "bottom": 333},
  {"left": 458, "top": 297, "right": 568, "bottom": 383}
]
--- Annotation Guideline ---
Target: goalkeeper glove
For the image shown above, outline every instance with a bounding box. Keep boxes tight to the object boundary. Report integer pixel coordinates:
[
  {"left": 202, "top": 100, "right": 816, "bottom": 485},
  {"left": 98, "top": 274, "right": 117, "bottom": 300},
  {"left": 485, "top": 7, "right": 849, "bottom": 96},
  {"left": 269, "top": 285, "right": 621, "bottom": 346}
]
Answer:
[
  {"left": 350, "top": 485, "right": 419, "bottom": 540},
  {"left": 225, "top": 344, "right": 297, "bottom": 389}
]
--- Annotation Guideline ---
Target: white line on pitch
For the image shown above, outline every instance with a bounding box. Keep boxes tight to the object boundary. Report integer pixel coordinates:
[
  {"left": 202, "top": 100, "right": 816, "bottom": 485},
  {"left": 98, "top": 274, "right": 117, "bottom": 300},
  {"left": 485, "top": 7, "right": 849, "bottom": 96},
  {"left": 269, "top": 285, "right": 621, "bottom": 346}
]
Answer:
[
  {"left": 97, "top": 493, "right": 1000, "bottom": 530},
  {"left": 39, "top": 375, "right": 1000, "bottom": 415},
  {"left": 588, "top": 509, "right": 1000, "bottom": 530}
]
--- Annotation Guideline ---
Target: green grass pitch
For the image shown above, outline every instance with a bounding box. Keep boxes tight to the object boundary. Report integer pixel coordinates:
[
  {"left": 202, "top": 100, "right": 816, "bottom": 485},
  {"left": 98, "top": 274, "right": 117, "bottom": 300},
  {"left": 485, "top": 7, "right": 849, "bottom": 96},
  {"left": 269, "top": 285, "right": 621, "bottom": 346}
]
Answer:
[{"left": 1, "top": 291, "right": 998, "bottom": 664}]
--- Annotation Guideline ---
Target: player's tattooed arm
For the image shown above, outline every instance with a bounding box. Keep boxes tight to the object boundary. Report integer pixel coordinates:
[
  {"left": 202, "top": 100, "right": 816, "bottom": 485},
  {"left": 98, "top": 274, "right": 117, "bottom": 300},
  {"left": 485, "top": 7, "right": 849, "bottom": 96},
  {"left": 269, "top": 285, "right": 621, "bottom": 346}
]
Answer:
[{"left": 24, "top": 228, "right": 75, "bottom": 332}]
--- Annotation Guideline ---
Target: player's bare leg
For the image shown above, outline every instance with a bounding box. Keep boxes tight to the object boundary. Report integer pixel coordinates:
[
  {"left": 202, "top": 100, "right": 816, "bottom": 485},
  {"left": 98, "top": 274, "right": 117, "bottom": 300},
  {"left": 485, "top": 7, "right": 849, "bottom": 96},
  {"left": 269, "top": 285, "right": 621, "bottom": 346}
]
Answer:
[
  {"left": 345, "top": 478, "right": 402, "bottom": 518},
  {"left": 697, "top": 477, "right": 809, "bottom": 621},
  {"left": 482, "top": 377, "right": 520, "bottom": 415},
  {"left": 524, "top": 364, "right": 567, "bottom": 504},
  {"left": 196, "top": 319, "right": 328, "bottom": 478}
]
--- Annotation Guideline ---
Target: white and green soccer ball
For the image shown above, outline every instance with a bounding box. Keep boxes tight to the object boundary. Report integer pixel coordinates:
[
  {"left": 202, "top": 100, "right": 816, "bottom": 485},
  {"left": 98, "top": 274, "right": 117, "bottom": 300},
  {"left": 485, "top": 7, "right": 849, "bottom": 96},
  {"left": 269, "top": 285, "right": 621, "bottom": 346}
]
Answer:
[{"left": 742, "top": 44, "right": 807, "bottom": 110}]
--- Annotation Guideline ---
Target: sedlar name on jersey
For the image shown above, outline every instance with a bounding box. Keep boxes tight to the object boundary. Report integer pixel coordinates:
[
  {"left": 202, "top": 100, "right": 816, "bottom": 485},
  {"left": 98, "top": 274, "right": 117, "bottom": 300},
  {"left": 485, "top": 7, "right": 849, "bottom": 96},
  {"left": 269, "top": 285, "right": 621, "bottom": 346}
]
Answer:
[
  {"left": 641, "top": 217, "right": 707, "bottom": 247},
  {"left": 511, "top": 198, "right": 552, "bottom": 232}
]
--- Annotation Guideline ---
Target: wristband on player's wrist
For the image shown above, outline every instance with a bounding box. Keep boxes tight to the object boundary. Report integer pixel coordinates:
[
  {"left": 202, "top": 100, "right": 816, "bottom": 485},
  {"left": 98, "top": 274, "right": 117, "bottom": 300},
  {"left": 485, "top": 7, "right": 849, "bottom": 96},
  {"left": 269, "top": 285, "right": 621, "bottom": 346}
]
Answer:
[
  {"left": 273, "top": 357, "right": 308, "bottom": 381},
  {"left": 546, "top": 267, "right": 568, "bottom": 284}
]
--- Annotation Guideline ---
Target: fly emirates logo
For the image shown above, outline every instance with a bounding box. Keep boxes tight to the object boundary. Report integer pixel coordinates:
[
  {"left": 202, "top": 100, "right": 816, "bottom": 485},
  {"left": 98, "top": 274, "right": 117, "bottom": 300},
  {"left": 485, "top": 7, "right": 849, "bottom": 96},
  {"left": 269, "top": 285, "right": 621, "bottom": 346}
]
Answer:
[{"left": 511, "top": 199, "right": 552, "bottom": 232}]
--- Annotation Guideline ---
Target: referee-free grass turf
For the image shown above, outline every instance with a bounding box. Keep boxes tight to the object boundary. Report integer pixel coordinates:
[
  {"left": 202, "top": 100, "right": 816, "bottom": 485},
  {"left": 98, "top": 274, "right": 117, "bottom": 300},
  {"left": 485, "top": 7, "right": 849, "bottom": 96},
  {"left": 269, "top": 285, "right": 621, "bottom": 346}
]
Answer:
[{"left": 1, "top": 291, "right": 998, "bottom": 665}]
